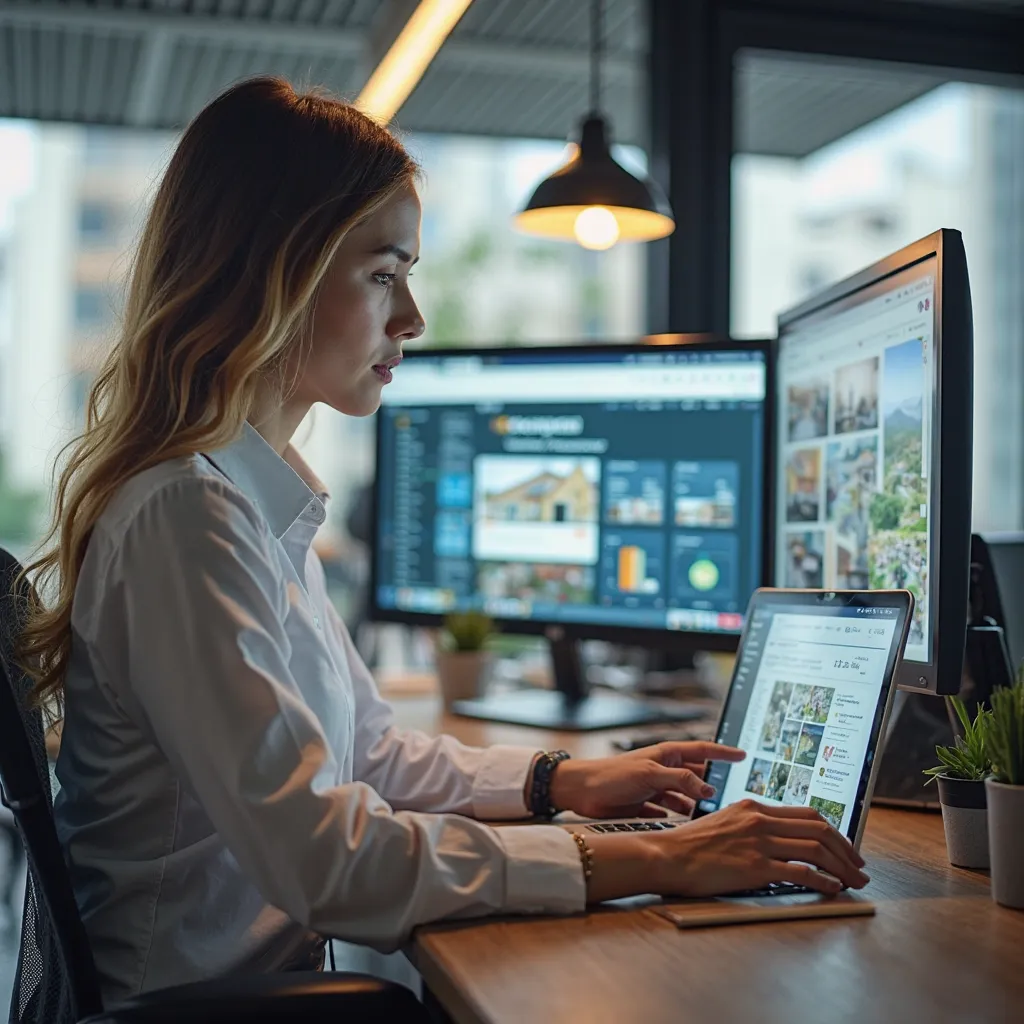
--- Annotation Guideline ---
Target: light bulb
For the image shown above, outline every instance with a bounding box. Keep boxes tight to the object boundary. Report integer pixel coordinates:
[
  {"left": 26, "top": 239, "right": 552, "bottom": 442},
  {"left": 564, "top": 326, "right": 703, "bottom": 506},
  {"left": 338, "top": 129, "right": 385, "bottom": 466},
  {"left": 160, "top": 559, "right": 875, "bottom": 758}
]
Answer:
[{"left": 573, "top": 206, "right": 620, "bottom": 250}]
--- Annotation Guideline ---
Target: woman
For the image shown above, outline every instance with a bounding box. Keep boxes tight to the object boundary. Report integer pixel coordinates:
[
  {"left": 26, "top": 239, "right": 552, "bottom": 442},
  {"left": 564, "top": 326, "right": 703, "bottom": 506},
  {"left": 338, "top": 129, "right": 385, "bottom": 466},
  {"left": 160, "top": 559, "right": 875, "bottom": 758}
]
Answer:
[{"left": 18, "top": 78, "right": 866, "bottom": 1005}]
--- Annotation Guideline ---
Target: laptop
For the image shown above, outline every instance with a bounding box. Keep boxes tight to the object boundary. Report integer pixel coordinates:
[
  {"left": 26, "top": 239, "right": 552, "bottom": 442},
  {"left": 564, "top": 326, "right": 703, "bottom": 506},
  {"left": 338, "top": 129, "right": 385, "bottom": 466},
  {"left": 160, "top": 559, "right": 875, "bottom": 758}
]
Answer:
[{"left": 572, "top": 588, "right": 915, "bottom": 924}]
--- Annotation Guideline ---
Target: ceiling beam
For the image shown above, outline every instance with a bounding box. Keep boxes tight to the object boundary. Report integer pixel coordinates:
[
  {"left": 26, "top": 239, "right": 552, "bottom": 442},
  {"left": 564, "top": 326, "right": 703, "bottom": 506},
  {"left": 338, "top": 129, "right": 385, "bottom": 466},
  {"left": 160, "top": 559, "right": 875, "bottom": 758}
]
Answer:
[
  {"left": 126, "top": 28, "right": 175, "bottom": 126},
  {"left": 0, "top": 2, "right": 639, "bottom": 82},
  {"left": 441, "top": 37, "right": 637, "bottom": 82},
  {"left": 0, "top": 3, "right": 366, "bottom": 56}
]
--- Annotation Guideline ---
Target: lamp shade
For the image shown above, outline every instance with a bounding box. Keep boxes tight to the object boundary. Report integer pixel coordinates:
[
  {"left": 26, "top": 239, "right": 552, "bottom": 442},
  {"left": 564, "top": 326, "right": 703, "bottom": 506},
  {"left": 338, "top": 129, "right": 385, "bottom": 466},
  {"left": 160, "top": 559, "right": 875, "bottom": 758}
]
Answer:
[{"left": 514, "top": 116, "right": 675, "bottom": 247}]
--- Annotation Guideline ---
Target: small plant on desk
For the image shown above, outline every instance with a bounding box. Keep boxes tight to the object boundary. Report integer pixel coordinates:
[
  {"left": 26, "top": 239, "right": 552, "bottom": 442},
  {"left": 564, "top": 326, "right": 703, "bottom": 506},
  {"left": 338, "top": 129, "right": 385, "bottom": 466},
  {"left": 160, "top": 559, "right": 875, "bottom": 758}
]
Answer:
[
  {"left": 435, "top": 612, "right": 496, "bottom": 710},
  {"left": 986, "top": 668, "right": 1024, "bottom": 909},
  {"left": 924, "top": 696, "right": 992, "bottom": 870},
  {"left": 924, "top": 696, "right": 992, "bottom": 782},
  {"left": 440, "top": 611, "right": 495, "bottom": 653}
]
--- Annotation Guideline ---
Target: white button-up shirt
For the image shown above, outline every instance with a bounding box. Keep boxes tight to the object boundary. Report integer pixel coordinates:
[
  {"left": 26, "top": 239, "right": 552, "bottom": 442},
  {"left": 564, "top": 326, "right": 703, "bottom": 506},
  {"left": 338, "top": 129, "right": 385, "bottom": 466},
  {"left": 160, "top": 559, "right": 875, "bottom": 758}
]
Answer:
[{"left": 54, "top": 423, "right": 584, "bottom": 1005}]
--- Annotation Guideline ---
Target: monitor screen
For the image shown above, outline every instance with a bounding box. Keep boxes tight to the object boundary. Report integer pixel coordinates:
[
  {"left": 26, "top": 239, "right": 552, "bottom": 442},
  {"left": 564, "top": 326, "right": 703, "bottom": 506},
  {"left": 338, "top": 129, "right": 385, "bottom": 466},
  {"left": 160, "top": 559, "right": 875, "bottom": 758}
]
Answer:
[
  {"left": 374, "top": 344, "right": 768, "bottom": 637},
  {"left": 775, "top": 258, "right": 937, "bottom": 664}
]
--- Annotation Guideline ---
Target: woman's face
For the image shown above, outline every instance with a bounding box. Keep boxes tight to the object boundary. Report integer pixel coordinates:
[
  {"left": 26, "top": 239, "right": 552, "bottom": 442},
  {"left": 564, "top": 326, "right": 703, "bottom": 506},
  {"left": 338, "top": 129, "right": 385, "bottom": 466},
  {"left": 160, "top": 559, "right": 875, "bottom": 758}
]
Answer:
[{"left": 297, "top": 181, "right": 424, "bottom": 417}]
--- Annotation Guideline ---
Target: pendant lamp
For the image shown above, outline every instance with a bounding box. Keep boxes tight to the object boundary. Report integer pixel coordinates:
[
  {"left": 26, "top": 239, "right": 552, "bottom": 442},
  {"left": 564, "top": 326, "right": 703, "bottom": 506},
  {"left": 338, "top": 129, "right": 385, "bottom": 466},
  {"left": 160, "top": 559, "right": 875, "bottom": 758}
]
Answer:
[{"left": 513, "top": 0, "right": 675, "bottom": 250}]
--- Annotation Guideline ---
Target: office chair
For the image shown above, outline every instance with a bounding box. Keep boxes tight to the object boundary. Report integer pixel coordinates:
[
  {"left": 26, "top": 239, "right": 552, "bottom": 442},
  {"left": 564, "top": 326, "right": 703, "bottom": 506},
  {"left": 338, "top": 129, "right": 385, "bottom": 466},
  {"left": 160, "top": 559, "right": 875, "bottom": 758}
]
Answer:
[
  {"left": 1, "top": 802, "right": 24, "bottom": 931},
  {"left": 0, "top": 547, "right": 429, "bottom": 1024}
]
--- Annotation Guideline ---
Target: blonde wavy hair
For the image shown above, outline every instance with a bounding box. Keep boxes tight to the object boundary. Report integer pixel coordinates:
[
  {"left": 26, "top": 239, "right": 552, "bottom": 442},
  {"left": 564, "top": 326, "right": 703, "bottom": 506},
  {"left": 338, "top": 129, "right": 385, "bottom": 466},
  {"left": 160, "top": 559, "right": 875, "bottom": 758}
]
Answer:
[{"left": 18, "top": 76, "right": 418, "bottom": 706}]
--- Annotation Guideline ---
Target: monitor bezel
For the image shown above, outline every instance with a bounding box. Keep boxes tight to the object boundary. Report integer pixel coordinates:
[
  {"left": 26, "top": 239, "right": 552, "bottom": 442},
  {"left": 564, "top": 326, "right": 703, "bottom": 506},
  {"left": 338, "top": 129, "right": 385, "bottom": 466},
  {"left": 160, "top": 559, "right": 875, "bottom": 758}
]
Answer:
[
  {"left": 773, "top": 229, "right": 973, "bottom": 695},
  {"left": 369, "top": 336, "right": 774, "bottom": 653}
]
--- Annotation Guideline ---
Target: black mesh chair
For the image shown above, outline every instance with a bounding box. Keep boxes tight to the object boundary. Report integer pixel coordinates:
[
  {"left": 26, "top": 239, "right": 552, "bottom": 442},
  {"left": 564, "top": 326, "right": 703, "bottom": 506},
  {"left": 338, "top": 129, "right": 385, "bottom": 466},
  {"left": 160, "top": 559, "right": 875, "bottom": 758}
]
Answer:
[{"left": 0, "top": 547, "right": 430, "bottom": 1024}]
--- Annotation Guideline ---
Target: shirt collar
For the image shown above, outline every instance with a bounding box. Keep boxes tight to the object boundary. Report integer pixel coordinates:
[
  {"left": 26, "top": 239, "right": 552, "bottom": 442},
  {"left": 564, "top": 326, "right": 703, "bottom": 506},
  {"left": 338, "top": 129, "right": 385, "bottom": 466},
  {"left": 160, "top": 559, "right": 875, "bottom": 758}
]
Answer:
[{"left": 203, "top": 422, "right": 330, "bottom": 539}]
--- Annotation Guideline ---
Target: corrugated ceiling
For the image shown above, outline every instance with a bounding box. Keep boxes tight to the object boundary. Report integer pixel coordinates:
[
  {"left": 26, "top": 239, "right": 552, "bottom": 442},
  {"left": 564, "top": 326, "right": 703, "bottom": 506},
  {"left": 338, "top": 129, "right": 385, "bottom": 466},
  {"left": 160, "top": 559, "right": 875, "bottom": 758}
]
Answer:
[{"left": 0, "top": 0, "right": 1019, "bottom": 155}]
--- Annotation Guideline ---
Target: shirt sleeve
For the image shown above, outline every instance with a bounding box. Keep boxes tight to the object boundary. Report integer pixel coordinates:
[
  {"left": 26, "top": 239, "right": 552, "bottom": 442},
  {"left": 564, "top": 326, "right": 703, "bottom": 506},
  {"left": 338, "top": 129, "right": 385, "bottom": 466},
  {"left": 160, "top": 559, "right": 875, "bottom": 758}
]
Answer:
[
  {"left": 310, "top": 556, "right": 539, "bottom": 820},
  {"left": 95, "top": 477, "right": 584, "bottom": 950}
]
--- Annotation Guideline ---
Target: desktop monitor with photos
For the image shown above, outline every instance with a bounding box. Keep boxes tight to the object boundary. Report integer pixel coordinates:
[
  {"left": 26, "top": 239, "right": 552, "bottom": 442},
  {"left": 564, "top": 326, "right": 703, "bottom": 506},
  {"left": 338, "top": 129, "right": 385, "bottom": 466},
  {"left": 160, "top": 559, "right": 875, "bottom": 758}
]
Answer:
[
  {"left": 371, "top": 339, "right": 772, "bottom": 730},
  {"left": 773, "top": 229, "right": 974, "bottom": 695}
]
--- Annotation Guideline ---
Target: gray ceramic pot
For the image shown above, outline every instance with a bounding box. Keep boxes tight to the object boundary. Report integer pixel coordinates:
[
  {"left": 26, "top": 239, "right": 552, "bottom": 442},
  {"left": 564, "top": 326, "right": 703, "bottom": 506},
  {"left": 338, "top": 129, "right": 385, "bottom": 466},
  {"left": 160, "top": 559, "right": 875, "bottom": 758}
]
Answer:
[
  {"left": 986, "top": 778, "right": 1024, "bottom": 909},
  {"left": 435, "top": 650, "right": 490, "bottom": 710},
  {"left": 935, "top": 776, "right": 989, "bottom": 869}
]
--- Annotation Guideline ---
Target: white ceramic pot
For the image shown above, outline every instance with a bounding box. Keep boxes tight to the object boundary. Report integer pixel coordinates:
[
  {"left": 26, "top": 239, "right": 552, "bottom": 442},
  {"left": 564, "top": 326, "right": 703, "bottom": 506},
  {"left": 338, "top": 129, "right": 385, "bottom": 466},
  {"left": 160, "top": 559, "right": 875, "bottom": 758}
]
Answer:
[
  {"left": 435, "top": 650, "right": 490, "bottom": 710},
  {"left": 985, "top": 778, "right": 1024, "bottom": 909},
  {"left": 935, "top": 776, "right": 989, "bottom": 869}
]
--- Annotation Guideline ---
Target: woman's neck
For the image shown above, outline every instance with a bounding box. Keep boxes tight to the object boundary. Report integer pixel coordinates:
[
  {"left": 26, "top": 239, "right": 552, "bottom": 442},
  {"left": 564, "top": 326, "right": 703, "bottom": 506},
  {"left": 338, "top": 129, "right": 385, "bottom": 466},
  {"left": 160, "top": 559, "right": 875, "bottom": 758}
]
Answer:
[{"left": 248, "top": 391, "right": 311, "bottom": 456}]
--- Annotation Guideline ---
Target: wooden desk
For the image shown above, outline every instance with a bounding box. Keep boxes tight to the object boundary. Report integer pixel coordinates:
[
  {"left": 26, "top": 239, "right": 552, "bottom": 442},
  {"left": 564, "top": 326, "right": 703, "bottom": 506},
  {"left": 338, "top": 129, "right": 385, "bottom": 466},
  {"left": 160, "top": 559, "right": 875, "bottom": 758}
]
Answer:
[{"left": 391, "top": 696, "right": 1024, "bottom": 1024}]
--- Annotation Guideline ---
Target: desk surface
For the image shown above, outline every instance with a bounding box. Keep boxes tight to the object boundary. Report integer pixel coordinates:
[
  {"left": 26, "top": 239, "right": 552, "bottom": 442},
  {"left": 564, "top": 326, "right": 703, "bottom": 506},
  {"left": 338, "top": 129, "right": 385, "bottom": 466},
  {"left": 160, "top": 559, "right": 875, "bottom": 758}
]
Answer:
[{"left": 391, "top": 695, "right": 1024, "bottom": 1024}]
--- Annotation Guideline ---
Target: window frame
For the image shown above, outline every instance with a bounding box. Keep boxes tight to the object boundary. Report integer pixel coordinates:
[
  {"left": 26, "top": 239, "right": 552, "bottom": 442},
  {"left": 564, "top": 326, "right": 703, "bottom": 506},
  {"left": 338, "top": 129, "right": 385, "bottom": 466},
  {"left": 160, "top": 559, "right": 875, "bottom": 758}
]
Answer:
[{"left": 646, "top": 0, "right": 1024, "bottom": 336}]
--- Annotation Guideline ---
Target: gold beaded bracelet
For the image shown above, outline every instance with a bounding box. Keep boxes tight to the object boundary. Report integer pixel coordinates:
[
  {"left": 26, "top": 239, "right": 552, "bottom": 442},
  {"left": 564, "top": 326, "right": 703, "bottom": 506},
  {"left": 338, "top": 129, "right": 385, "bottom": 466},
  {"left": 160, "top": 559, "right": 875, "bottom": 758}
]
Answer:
[{"left": 569, "top": 831, "right": 594, "bottom": 883}]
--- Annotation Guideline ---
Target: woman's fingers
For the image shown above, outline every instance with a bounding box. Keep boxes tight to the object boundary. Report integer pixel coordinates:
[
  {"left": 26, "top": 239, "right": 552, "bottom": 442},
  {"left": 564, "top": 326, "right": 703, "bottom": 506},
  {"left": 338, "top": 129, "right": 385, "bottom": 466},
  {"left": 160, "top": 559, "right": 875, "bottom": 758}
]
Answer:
[
  {"left": 651, "top": 742, "right": 746, "bottom": 766},
  {"left": 650, "top": 766, "right": 713, "bottom": 802},
  {"left": 764, "top": 837, "right": 868, "bottom": 889},
  {"left": 652, "top": 791, "right": 695, "bottom": 816},
  {"left": 756, "top": 809, "right": 865, "bottom": 869}
]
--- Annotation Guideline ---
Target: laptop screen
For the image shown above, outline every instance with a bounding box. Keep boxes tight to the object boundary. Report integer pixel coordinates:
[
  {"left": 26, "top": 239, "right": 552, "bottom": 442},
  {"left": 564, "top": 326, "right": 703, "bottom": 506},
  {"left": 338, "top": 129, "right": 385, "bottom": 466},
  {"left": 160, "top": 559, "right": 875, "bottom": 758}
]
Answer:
[{"left": 698, "top": 596, "right": 907, "bottom": 837}]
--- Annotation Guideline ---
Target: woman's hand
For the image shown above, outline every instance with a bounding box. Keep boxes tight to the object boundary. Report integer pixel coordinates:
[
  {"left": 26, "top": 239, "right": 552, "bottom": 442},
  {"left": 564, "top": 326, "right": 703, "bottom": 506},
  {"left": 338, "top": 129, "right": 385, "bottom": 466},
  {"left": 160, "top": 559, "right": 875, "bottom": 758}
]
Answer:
[
  {"left": 547, "top": 742, "right": 746, "bottom": 819},
  {"left": 582, "top": 800, "right": 870, "bottom": 903}
]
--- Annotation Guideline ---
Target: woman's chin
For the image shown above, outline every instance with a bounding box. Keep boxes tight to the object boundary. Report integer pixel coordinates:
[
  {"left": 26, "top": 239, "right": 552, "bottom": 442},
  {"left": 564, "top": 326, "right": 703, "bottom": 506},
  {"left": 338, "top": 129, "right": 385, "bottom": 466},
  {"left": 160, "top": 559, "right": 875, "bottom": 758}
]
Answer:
[{"left": 328, "top": 391, "right": 383, "bottom": 418}]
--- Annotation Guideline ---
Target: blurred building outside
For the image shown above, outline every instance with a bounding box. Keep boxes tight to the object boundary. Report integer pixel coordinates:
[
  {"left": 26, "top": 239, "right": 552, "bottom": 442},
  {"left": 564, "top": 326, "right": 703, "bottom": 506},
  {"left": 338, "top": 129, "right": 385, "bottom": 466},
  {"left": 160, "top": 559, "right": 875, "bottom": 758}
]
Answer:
[{"left": 732, "top": 81, "right": 1024, "bottom": 533}]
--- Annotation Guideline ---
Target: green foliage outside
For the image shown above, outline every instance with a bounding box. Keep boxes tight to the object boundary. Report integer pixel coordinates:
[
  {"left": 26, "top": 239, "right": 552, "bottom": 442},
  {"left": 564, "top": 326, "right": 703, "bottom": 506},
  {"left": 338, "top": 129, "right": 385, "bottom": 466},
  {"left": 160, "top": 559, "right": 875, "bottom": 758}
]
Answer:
[
  {"left": 415, "top": 227, "right": 604, "bottom": 346},
  {"left": 0, "top": 449, "right": 45, "bottom": 545}
]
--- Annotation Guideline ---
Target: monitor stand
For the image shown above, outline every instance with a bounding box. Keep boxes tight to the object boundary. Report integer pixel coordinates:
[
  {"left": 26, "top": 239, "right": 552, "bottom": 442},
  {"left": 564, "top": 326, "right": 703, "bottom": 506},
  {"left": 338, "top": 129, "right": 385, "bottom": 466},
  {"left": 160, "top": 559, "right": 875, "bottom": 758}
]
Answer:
[
  {"left": 450, "top": 634, "right": 705, "bottom": 732},
  {"left": 871, "top": 622, "right": 1014, "bottom": 809}
]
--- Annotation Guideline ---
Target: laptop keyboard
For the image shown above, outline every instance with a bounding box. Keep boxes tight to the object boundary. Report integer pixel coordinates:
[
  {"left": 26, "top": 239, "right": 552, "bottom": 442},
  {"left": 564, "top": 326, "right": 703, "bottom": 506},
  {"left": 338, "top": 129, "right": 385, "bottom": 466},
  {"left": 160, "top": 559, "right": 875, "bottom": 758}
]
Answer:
[
  {"left": 721, "top": 881, "right": 813, "bottom": 898},
  {"left": 584, "top": 821, "right": 679, "bottom": 833}
]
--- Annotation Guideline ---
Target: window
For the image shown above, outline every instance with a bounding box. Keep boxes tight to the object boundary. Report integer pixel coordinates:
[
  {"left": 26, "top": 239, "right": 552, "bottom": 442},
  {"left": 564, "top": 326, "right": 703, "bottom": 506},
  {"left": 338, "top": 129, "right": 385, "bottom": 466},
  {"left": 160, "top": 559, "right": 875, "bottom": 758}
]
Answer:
[
  {"left": 0, "top": 123, "right": 650, "bottom": 614},
  {"left": 732, "top": 52, "right": 1024, "bottom": 532},
  {"left": 405, "top": 133, "right": 647, "bottom": 348},
  {"left": 74, "top": 286, "right": 111, "bottom": 329},
  {"left": 78, "top": 201, "right": 118, "bottom": 247}
]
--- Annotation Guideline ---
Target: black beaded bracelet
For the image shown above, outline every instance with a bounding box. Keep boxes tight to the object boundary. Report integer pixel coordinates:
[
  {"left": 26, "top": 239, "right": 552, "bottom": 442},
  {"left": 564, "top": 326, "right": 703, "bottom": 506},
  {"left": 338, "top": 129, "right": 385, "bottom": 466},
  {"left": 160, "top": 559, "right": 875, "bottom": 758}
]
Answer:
[{"left": 529, "top": 750, "right": 571, "bottom": 817}]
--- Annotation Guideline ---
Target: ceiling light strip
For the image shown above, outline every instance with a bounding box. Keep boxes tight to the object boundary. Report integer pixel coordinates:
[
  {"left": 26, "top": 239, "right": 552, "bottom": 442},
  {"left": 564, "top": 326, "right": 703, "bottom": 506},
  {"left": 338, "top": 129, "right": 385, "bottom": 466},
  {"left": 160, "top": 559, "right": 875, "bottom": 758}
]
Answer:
[{"left": 355, "top": 0, "right": 474, "bottom": 124}]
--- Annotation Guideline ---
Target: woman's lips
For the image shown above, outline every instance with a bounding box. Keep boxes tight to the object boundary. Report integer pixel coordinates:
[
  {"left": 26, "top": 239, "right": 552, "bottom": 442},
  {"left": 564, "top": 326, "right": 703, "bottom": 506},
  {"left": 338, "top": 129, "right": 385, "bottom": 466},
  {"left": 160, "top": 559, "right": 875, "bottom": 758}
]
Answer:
[{"left": 373, "top": 358, "right": 401, "bottom": 383}]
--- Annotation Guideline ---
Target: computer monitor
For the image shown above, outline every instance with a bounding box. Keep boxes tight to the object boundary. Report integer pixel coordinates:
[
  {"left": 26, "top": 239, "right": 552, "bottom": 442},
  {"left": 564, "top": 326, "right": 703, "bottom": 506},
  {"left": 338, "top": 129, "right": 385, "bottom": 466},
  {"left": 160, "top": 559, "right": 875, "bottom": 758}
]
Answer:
[
  {"left": 969, "top": 532, "right": 1024, "bottom": 692},
  {"left": 773, "top": 229, "right": 973, "bottom": 695},
  {"left": 372, "top": 338, "right": 771, "bottom": 729}
]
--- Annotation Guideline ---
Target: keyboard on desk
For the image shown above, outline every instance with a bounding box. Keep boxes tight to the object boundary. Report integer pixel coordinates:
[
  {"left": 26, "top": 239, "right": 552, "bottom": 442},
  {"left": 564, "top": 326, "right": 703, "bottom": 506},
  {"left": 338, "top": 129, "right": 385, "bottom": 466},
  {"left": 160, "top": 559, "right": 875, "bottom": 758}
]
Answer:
[
  {"left": 584, "top": 821, "right": 680, "bottom": 833},
  {"left": 721, "top": 881, "right": 814, "bottom": 898}
]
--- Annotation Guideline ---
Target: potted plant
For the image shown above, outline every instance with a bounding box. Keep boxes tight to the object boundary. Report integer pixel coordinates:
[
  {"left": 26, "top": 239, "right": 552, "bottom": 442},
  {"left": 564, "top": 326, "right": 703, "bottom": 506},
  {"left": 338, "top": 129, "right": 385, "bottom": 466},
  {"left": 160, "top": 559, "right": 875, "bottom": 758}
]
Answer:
[
  {"left": 434, "top": 611, "right": 495, "bottom": 710},
  {"left": 986, "top": 669, "right": 1024, "bottom": 909},
  {"left": 923, "top": 696, "right": 992, "bottom": 869}
]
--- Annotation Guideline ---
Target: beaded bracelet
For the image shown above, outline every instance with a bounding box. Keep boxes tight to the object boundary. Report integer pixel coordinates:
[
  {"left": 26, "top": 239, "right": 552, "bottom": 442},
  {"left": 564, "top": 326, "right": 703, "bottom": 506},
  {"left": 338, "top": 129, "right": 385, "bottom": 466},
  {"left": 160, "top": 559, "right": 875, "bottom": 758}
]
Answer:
[
  {"left": 569, "top": 832, "right": 594, "bottom": 883},
  {"left": 529, "top": 749, "right": 571, "bottom": 817}
]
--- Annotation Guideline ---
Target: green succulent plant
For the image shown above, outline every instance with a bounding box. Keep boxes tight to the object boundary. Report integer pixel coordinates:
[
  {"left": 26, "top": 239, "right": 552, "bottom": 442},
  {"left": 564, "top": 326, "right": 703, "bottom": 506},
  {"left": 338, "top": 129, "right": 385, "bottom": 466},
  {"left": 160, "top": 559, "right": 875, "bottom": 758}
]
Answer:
[
  {"left": 924, "top": 696, "right": 992, "bottom": 783},
  {"left": 440, "top": 611, "right": 495, "bottom": 653},
  {"left": 988, "top": 667, "right": 1024, "bottom": 786}
]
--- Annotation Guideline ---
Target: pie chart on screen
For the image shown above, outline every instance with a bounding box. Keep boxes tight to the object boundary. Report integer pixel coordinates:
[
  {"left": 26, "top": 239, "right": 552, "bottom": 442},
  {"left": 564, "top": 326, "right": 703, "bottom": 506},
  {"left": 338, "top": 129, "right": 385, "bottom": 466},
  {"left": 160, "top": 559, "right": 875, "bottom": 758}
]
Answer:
[{"left": 688, "top": 558, "right": 721, "bottom": 592}]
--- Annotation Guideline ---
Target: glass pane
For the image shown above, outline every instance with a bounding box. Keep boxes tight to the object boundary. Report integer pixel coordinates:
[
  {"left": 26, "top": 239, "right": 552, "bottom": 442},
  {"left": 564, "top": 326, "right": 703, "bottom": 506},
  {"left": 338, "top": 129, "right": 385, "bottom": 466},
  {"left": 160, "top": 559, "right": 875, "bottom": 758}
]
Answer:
[
  {"left": 0, "top": 122, "right": 647, "bottom": 626},
  {"left": 732, "top": 51, "right": 1024, "bottom": 531},
  {"left": 408, "top": 134, "right": 647, "bottom": 348}
]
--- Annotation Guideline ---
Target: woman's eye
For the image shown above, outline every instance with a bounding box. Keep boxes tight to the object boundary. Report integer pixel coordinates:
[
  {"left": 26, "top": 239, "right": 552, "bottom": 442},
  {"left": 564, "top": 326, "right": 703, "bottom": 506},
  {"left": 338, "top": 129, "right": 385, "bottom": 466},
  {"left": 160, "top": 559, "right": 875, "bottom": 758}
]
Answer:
[{"left": 373, "top": 273, "right": 396, "bottom": 287}]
